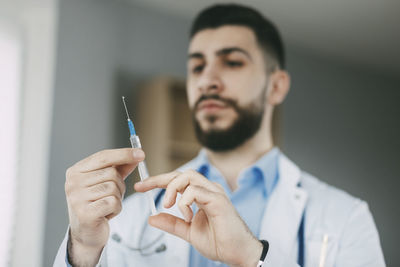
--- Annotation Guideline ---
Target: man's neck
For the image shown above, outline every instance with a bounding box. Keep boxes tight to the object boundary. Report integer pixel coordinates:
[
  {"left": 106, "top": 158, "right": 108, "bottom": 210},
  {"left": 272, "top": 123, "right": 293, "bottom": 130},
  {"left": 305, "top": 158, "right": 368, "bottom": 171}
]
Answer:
[{"left": 205, "top": 129, "right": 274, "bottom": 191}]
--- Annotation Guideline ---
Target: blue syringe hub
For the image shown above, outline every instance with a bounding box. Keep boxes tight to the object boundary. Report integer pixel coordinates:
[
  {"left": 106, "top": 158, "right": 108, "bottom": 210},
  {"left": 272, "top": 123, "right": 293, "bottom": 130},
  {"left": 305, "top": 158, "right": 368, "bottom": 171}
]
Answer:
[{"left": 127, "top": 119, "right": 136, "bottom": 136}]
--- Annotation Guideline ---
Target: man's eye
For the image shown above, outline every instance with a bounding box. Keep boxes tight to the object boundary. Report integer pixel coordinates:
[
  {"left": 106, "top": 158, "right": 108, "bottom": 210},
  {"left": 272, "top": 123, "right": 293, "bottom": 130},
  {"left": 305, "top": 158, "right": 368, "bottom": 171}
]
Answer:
[
  {"left": 192, "top": 65, "right": 204, "bottom": 73},
  {"left": 225, "top": 61, "right": 243, "bottom": 67}
]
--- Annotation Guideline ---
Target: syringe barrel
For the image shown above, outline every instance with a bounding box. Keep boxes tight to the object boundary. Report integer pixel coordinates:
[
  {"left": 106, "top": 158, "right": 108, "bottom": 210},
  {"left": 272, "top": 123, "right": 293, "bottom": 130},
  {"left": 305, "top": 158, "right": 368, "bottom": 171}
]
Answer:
[
  {"left": 130, "top": 135, "right": 149, "bottom": 180},
  {"left": 129, "top": 135, "right": 142, "bottom": 149},
  {"left": 129, "top": 134, "right": 157, "bottom": 215},
  {"left": 138, "top": 161, "right": 150, "bottom": 180}
]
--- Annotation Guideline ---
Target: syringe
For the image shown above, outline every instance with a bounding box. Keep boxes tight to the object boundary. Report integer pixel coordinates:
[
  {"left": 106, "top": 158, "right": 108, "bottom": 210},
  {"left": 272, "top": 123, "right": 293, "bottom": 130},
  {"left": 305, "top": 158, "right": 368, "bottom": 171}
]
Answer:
[{"left": 122, "top": 96, "right": 157, "bottom": 216}]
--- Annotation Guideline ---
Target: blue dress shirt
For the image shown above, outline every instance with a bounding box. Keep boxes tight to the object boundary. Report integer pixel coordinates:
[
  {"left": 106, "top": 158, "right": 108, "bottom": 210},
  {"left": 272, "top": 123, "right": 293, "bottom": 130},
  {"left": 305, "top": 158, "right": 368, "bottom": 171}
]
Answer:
[{"left": 189, "top": 148, "right": 280, "bottom": 267}]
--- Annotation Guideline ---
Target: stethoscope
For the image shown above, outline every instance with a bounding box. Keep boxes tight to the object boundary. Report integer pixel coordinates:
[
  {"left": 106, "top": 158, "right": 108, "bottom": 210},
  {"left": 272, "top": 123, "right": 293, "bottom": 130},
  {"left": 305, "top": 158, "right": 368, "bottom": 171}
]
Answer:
[
  {"left": 111, "top": 189, "right": 167, "bottom": 256},
  {"left": 112, "top": 169, "right": 307, "bottom": 267}
]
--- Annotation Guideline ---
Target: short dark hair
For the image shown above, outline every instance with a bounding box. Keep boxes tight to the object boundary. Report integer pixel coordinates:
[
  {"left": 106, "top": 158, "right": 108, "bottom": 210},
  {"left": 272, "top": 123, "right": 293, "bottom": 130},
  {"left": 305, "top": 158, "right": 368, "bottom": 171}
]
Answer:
[{"left": 190, "top": 3, "right": 285, "bottom": 70}]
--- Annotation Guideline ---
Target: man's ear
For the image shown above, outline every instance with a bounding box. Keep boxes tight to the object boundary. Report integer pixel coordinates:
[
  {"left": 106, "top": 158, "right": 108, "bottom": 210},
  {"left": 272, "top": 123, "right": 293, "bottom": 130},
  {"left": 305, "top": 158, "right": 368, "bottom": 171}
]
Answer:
[{"left": 267, "top": 70, "right": 290, "bottom": 106}]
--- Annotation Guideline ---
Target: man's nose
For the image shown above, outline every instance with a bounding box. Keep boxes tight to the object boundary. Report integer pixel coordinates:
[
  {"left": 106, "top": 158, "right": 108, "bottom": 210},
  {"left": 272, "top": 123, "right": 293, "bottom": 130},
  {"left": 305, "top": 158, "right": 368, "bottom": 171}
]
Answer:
[{"left": 197, "top": 65, "right": 223, "bottom": 94}]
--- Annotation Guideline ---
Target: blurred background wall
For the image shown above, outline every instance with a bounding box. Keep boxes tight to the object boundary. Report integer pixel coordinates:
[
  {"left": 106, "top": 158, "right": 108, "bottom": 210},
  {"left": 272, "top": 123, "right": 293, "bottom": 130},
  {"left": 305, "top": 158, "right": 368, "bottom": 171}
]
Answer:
[{"left": 2, "top": 0, "right": 399, "bottom": 266}]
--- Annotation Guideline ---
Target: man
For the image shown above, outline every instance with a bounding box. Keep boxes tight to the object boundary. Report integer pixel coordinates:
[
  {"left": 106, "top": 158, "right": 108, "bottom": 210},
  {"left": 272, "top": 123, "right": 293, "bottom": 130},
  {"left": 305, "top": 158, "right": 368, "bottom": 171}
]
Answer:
[{"left": 54, "top": 4, "right": 385, "bottom": 267}]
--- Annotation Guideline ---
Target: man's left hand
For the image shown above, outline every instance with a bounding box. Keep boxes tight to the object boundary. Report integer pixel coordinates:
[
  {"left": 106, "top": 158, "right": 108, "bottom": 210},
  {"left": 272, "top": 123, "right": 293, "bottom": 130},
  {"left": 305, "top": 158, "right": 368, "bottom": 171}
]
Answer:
[{"left": 134, "top": 170, "right": 262, "bottom": 267}]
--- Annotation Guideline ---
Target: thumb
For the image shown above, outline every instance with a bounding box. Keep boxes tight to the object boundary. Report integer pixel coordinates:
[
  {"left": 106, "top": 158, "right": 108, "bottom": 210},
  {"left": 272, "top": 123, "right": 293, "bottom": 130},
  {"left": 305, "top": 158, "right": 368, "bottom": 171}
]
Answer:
[{"left": 148, "top": 213, "right": 190, "bottom": 242}]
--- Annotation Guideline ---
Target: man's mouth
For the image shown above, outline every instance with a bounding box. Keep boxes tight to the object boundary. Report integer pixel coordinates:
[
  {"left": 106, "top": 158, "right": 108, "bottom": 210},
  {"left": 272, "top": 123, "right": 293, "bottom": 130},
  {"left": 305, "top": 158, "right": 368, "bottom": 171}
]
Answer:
[
  {"left": 197, "top": 99, "right": 227, "bottom": 112},
  {"left": 197, "top": 99, "right": 227, "bottom": 111}
]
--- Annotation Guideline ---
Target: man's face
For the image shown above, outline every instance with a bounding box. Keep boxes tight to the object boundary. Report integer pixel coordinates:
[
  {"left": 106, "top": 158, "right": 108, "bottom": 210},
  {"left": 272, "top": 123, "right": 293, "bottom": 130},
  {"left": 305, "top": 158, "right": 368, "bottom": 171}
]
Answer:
[{"left": 187, "top": 25, "right": 269, "bottom": 150}]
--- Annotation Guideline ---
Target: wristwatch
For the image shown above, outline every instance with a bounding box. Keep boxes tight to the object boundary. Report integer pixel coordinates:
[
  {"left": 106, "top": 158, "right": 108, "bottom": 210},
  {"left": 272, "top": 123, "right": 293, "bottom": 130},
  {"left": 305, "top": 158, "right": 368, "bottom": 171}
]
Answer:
[{"left": 256, "top": 240, "right": 269, "bottom": 267}]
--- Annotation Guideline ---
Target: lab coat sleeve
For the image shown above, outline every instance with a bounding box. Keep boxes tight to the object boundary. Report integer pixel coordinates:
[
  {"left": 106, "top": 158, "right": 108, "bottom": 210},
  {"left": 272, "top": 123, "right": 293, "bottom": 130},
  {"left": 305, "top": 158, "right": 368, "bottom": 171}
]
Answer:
[
  {"left": 53, "top": 227, "right": 108, "bottom": 267},
  {"left": 335, "top": 200, "right": 386, "bottom": 267},
  {"left": 260, "top": 241, "right": 300, "bottom": 267}
]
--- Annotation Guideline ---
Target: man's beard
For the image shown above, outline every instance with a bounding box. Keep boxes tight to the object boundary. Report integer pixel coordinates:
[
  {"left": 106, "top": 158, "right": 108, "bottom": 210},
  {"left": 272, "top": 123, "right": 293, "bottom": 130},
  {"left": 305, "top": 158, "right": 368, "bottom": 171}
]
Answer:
[{"left": 192, "top": 90, "right": 266, "bottom": 152}]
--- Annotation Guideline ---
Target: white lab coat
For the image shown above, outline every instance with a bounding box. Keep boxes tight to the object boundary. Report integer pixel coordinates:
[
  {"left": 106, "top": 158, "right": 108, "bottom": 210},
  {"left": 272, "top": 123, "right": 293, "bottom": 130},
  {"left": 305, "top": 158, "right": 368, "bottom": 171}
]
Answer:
[{"left": 54, "top": 153, "right": 386, "bottom": 267}]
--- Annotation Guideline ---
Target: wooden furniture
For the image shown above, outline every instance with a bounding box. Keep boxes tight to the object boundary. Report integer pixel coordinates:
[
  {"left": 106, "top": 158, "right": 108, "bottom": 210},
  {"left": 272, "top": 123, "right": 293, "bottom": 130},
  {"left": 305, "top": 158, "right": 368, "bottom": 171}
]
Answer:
[{"left": 135, "top": 76, "right": 201, "bottom": 177}]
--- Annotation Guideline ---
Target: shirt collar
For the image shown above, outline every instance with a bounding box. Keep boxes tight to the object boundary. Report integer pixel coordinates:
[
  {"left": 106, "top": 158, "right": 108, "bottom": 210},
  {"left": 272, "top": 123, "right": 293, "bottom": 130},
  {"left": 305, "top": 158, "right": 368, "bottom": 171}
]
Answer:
[{"left": 193, "top": 147, "right": 280, "bottom": 196}]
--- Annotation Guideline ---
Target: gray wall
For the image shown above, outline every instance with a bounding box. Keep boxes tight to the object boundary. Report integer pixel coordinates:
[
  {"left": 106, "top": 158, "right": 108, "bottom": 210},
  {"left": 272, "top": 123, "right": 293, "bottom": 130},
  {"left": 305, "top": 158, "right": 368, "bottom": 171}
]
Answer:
[
  {"left": 44, "top": 0, "right": 399, "bottom": 266},
  {"left": 283, "top": 47, "right": 400, "bottom": 265}
]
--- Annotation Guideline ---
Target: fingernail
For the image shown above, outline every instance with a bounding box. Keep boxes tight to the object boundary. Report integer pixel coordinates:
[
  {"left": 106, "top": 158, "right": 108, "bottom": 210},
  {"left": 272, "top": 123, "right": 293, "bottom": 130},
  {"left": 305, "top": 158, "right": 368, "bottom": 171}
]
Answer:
[{"left": 132, "top": 149, "right": 144, "bottom": 159}]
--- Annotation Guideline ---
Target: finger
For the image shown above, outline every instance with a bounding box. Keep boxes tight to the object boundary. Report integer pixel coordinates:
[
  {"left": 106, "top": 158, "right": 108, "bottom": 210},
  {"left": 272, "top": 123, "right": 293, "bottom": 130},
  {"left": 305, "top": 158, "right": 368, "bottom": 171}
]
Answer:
[
  {"left": 148, "top": 213, "right": 190, "bottom": 243},
  {"left": 116, "top": 163, "right": 137, "bottom": 179},
  {"left": 212, "top": 181, "right": 226, "bottom": 194},
  {"left": 74, "top": 148, "right": 145, "bottom": 173},
  {"left": 89, "top": 195, "right": 122, "bottom": 220},
  {"left": 86, "top": 181, "right": 124, "bottom": 202},
  {"left": 179, "top": 185, "right": 225, "bottom": 218},
  {"left": 163, "top": 170, "right": 220, "bottom": 208},
  {"left": 178, "top": 185, "right": 208, "bottom": 222},
  {"left": 134, "top": 171, "right": 181, "bottom": 192},
  {"left": 81, "top": 167, "right": 125, "bottom": 195}
]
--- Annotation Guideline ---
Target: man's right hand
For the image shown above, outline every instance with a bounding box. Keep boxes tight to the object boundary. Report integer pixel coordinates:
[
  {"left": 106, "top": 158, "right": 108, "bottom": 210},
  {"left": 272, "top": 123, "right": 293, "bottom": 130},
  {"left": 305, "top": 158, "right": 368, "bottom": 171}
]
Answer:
[{"left": 65, "top": 148, "right": 145, "bottom": 266}]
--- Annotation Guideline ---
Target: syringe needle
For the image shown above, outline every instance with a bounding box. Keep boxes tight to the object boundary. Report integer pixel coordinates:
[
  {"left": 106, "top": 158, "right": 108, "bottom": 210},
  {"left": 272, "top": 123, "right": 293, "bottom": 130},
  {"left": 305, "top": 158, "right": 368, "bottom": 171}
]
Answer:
[
  {"left": 122, "top": 96, "right": 130, "bottom": 120},
  {"left": 122, "top": 96, "right": 136, "bottom": 136}
]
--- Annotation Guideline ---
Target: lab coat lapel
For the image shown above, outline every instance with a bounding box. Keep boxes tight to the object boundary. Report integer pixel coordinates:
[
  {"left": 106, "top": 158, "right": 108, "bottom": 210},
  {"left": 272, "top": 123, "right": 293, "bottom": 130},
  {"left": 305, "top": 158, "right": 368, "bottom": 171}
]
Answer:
[
  {"left": 163, "top": 231, "right": 190, "bottom": 266},
  {"left": 158, "top": 196, "right": 191, "bottom": 267},
  {"left": 259, "top": 154, "right": 308, "bottom": 256}
]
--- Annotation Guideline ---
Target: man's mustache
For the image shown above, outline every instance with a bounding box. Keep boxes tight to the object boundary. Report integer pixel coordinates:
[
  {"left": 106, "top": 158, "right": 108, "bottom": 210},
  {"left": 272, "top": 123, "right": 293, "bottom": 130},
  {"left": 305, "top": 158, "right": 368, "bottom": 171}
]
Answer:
[{"left": 194, "top": 94, "right": 238, "bottom": 111}]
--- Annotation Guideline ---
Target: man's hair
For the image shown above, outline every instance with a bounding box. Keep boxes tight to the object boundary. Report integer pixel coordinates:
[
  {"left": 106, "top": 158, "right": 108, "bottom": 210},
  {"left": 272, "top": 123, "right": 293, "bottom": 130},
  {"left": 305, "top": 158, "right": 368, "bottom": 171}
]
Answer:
[{"left": 190, "top": 3, "right": 285, "bottom": 70}]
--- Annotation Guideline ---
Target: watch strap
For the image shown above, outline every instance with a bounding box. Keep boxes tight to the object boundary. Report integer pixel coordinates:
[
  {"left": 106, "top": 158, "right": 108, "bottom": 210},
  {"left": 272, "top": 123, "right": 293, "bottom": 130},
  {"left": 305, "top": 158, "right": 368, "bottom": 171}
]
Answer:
[{"left": 256, "top": 240, "right": 269, "bottom": 267}]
